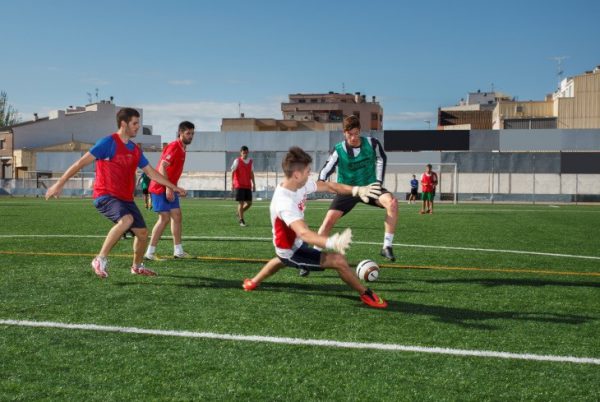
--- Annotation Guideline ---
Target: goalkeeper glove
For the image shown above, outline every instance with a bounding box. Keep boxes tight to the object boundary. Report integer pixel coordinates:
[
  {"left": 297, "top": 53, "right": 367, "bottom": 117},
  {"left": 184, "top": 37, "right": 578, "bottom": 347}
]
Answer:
[
  {"left": 352, "top": 182, "right": 382, "bottom": 202},
  {"left": 325, "top": 228, "right": 353, "bottom": 255}
]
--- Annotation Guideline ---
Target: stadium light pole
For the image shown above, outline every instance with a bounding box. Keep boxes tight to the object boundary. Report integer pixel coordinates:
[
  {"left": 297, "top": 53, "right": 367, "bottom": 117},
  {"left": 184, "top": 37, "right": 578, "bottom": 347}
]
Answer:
[{"left": 424, "top": 120, "right": 431, "bottom": 130}]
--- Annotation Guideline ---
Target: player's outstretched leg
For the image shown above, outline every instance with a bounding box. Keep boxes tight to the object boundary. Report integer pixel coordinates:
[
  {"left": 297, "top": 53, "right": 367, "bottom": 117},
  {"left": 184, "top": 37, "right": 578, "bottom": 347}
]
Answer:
[
  {"left": 243, "top": 257, "right": 285, "bottom": 291},
  {"left": 321, "top": 252, "right": 388, "bottom": 309}
]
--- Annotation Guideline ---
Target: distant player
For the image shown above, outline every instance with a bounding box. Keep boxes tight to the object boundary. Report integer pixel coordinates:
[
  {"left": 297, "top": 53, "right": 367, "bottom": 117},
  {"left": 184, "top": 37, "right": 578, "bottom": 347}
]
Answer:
[
  {"left": 408, "top": 174, "right": 418, "bottom": 204},
  {"left": 231, "top": 145, "right": 256, "bottom": 227},
  {"left": 137, "top": 172, "right": 152, "bottom": 209},
  {"left": 45, "top": 108, "right": 186, "bottom": 278},
  {"left": 420, "top": 164, "right": 437, "bottom": 214},
  {"left": 145, "top": 121, "right": 195, "bottom": 260},
  {"left": 242, "top": 146, "right": 387, "bottom": 309},
  {"left": 317, "top": 115, "right": 398, "bottom": 263}
]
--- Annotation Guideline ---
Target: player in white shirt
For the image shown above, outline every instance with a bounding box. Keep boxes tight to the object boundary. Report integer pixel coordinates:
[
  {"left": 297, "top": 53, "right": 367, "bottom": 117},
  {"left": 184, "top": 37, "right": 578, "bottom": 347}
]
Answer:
[{"left": 242, "top": 147, "right": 388, "bottom": 309}]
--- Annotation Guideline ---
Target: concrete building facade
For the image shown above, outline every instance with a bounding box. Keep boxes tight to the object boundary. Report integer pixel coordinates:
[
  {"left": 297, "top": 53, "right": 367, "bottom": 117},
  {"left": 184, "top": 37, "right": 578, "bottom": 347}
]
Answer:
[
  {"left": 221, "top": 91, "right": 383, "bottom": 132},
  {"left": 439, "top": 66, "right": 600, "bottom": 130},
  {"left": 0, "top": 101, "right": 162, "bottom": 178}
]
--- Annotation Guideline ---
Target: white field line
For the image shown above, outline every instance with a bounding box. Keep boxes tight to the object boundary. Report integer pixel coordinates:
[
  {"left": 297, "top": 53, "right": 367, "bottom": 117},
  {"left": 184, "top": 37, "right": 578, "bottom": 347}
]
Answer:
[
  {"left": 1, "top": 319, "right": 598, "bottom": 365},
  {"left": 1, "top": 234, "right": 599, "bottom": 261}
]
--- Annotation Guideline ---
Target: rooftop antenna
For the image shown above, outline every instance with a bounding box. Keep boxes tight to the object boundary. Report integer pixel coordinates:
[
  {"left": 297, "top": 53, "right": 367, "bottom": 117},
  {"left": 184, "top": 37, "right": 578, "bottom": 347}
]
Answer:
[
  {"left": 95, "top": 88, "right": 99, "bottom": 102},
  {"left": 86, "top": 92, "right": 92, "bottom": 104},
  {"left": 549, "top": 56, "right": 569, "bottom": 87},
  {"left": 238, "top": 102, "right": 242, "bottom": 117},
  {"left": 342, "top": 82, "right": 345, "bottom": 93}
]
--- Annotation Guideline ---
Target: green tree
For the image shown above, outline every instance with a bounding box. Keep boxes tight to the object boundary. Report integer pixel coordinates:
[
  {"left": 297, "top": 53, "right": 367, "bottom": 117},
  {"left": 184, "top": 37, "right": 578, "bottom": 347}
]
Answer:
[{"left": 0, "top": 91, "right": 20, "bottom": 127}]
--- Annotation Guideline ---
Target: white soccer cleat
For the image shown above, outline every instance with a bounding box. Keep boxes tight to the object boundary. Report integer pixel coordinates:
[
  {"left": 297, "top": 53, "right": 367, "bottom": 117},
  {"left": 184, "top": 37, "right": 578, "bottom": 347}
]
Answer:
[
  {"left": 174, "top": 251, "right": 193, "bottom": 259},
  {"left": 91, "top": 256, "right": 108, "bottom": 278},
  {"left": 144, "top": 254, "right": 164, "bottom": 261}
]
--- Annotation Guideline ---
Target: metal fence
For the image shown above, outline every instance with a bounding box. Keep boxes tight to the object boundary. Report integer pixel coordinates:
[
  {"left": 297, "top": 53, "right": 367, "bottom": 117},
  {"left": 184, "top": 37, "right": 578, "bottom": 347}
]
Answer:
[{"left": 1, "top": 169, "right": 598, "bottom": 203}]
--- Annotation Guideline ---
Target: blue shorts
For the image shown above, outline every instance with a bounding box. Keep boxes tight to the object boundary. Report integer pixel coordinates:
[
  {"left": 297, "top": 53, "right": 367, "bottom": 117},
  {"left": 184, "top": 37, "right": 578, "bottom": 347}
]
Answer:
[
  {"left": 151, "top": 192, "right": 180, "bottom": 212},
  {"left": 278, "top": 243, "right": 325, "bottom": 272},
  {"left": 94, "top": 196, "right": 146, "bottom": 229}
]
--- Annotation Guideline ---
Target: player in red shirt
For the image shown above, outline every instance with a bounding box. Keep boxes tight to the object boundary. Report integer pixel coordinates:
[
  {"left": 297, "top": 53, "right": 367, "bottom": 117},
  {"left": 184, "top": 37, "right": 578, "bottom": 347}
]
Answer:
[
  {"left": 231, "top": 145, "right": 256, "bottom": 227},
  {"left": 45, "top": 108, "right": 186, "bottom": 278},
  {"left": 420, "top": 164, "right": 438, "bottom": 214},
  {"left": 145, "top": 121, "right": 195, "bottom": 260}
]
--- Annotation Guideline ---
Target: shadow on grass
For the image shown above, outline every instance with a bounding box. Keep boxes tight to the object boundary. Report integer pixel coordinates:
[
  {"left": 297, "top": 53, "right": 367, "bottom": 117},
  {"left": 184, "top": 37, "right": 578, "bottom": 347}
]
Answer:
[
  {"left": 115, "top": 273, "right": 593, "bottom": 330},
  {"left": 384, "top": 301, "right": 593, "bottom": 330},
  {"left": 421, "top": 278, "right": 600, "bottom": 289}
]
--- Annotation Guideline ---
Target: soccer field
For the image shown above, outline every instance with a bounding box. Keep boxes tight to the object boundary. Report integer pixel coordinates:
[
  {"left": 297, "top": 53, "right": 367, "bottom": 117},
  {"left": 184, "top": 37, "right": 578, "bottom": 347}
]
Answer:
[{"left": 0, "top": 198, "right": 599, "bottom": 401}]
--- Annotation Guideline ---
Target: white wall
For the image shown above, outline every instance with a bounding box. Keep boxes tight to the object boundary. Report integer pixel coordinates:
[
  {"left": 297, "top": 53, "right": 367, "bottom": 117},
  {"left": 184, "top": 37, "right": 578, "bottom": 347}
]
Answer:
[{"left": 14, "top": 103, "right": 161, "bottom": 149}]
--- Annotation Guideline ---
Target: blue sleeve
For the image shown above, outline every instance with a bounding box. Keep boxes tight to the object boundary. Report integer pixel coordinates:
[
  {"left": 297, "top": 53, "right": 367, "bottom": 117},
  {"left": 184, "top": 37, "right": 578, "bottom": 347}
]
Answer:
[
  {"left": 90, "top": 136, "right": 116, "bottom": 160},
  {"left": 138, "top": 151, "right": 149, "bottom": 169}
]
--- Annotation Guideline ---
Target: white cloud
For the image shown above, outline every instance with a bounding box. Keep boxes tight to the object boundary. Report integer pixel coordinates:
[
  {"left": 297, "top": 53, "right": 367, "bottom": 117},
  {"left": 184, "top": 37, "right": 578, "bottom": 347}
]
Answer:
[
  {"left": 139, "top": 100, "right": 282, "bottom": 140},
  {"left": 167, "top": 80, "right": 196, "bottom": 86}
]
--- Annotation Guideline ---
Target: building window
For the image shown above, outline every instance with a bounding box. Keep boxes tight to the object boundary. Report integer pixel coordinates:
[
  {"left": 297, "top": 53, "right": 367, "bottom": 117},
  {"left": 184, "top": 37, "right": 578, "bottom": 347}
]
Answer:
[
  {"left": 516, "top": 106, "right": 523, "bottom": 113},
  {"left": 0, "top": 139, "right": 4, "bottom": 150},
  {"left": 371, "top": 113, "right": 378, "bottom": 121}
]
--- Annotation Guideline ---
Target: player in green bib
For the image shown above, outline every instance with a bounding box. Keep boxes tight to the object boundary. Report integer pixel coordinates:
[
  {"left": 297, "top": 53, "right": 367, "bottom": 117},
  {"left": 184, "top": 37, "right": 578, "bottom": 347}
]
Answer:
[{"left": 314, "top": 115, "right": 399, "bottom": 272}]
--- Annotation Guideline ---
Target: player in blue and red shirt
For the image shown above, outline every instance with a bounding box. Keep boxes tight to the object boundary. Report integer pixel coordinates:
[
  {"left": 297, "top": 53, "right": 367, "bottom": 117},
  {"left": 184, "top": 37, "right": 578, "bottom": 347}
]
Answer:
[
  {"left": 46, "top": 108, "right": 186, "bottom": 278},
  {"left": 145, "top": 121, "right": 195, "bottom": 260}
]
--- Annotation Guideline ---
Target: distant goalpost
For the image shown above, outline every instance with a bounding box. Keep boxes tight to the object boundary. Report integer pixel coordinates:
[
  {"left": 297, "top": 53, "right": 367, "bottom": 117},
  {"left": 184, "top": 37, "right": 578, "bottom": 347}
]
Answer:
[{"left": 386, "top": 163, "right": 458, "bottom": 205}]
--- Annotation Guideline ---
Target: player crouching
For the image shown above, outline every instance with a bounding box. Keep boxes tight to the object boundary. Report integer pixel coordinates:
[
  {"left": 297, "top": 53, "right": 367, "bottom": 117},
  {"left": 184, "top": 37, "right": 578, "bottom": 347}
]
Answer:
[{"left": 242, "top": 146, "right": 388, "bottom": 309}]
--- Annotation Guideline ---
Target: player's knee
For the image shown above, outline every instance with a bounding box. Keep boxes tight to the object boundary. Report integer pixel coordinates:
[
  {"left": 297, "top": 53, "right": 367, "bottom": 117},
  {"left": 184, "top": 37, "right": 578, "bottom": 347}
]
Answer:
[
  {"left": 136, "top": 227, "right": 149, "bottom": 240},
  {"left": 329, "top": 253, "right": 348, "bottom": 269},
  {"left": 389, "top": 197, "right": 398, "bottom": 212},
  {"left": 119, "top": 214, "right": 134, "bottom": 227}
]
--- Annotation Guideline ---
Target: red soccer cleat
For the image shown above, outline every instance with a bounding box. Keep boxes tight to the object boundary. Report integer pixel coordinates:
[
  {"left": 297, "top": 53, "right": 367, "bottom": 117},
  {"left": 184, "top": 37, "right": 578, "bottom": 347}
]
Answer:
[
  {"left": 242, "top": 278, "right": 258, "bottom": 291},
  {"left": 360, "top": 289, "right": 388, "bottom": 309},
  {"left": 131, "top": 264, "right": 157, "bottom": 276}
]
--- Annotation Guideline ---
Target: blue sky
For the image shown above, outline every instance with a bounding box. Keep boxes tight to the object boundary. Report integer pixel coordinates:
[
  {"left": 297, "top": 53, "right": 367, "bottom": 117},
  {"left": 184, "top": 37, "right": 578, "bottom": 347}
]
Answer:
[{"left": 3, "top": 0, "right": 599, "bottom": 140}]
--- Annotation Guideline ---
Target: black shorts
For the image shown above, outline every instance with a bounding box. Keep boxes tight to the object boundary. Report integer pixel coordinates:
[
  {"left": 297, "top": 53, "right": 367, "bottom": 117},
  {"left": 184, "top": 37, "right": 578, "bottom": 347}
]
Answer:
[
  {"left": 94, "top": 196, "right": 146, "bottom": 229},
  {"left": 278, "top": 243, "right": 324, "bottom": 272},
  {"left": 235, "top": 188, "right": 253, "bottom": 202},
  {"left": 142, "top": 188, "right": 149, "bottom": 195},
  {"left": 329, "top": 187, "right": 391, "bottom": 216},
  {"left": 410, "top": 188, "right": 418, "bottom": 196}
]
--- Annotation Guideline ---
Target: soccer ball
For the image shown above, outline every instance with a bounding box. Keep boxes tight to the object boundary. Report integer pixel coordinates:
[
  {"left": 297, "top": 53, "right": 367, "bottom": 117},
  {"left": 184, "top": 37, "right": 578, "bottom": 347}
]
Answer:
[{"left": 356, "top": 259, "right": 379, "bottom": 282}]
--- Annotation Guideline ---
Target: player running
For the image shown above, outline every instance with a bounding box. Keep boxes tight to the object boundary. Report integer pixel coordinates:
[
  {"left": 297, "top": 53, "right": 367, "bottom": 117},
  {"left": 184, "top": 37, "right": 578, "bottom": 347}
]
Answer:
[
  {"left": 242, "top": 146, "right": 388, "bottom": 309},
  {"left": 45, "top": 108, "right": 186, "bottom": 278}
]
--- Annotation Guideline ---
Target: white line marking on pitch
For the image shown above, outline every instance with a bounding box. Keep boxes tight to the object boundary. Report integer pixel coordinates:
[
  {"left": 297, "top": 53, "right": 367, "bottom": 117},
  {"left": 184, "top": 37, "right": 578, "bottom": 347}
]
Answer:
[
  {"left": 1, "top": 234, "right": 599, "bottom": 261},
  {"left": 1, "top": 319, "right": 598, "bottom": 365}
]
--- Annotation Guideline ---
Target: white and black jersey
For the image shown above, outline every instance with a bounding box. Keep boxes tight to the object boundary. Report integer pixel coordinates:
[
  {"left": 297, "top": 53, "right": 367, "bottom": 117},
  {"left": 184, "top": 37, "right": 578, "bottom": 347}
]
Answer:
[{"left": 318, "top": 137, "right": 387, "bottom": 183}]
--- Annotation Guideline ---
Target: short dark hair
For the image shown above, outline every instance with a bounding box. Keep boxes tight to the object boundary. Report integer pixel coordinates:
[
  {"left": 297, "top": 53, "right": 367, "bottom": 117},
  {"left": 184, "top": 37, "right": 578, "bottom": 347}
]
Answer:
[
  {"left": 178, "top": 121, "right": 195, "bottom": 133},
  {"left": 343, "top": 115, "right": 361, "bottom": 132},
  {"left": 116, "top": 108, "right": 140, "bottom": 128},
  {"left": 240, "top": 145, "right": 249, "bottom": 152},
  {"left": 282, "top": 146, "right": 312, "bottom": 178},
  {"left": 427, "top": 164, "right": 432, "bottom": 169}
]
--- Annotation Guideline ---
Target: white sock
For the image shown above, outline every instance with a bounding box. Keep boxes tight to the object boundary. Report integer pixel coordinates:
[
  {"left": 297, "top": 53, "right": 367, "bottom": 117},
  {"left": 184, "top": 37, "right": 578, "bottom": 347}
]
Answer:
[
  {"left": 174, "top": 244, "right": 184, "bottom": 255},
  {"left": 383, "top": 233, "right": 394, "bottom": 248},
  {"left": 313, "top": 245, "right": 323, "bottom": 251},
  {"left": 146, "top": 246, "right": 156, "bottom": 255}
]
